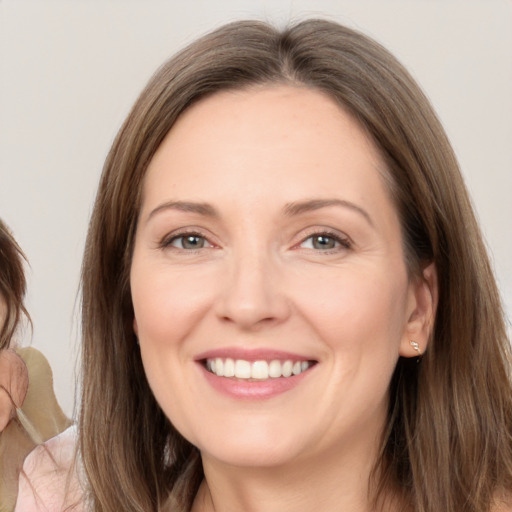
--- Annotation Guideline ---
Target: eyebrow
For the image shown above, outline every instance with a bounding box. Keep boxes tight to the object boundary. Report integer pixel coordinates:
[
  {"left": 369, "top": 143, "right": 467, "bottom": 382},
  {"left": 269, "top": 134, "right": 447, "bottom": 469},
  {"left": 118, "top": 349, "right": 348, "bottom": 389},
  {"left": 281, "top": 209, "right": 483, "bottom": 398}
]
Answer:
[
  {"left": 147, "top": 201, "right": 219, "bottom": 222},
  {"left": 147, "top": 198, "right": 373, "bottom": 227},
  {"left": 284, "top": 198, "right": 374, "bottom": 227}
]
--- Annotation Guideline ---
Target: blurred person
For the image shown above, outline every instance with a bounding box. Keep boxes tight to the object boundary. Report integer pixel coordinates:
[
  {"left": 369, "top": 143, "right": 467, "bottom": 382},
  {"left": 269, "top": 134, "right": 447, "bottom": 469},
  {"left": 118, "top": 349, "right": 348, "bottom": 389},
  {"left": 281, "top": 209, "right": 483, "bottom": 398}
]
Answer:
[{"left": 0, "top": 220, "right": 71, "bottom": 511}]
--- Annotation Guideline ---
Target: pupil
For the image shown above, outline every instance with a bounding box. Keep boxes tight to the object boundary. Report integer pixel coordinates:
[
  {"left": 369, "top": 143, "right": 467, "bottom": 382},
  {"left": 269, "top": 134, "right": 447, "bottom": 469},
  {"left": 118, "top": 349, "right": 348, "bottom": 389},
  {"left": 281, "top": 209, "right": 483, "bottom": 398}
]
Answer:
[{"left": 313, "top": 235, "right": 334, "bottom": 250}]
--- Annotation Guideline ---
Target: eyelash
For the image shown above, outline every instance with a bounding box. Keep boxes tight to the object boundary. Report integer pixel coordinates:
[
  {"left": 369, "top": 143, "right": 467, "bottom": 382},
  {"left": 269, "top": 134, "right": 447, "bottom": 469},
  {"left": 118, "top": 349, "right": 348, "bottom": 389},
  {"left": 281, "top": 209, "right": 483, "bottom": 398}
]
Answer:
[
  {"left": 160, "top": 231, "right": 213, "bottom": 251},
  {"left": 297, "top": 230, "right": 352, "bottom": 253},
  {"left": 160, "top": 229, "right": 352, "bottom": 253}
]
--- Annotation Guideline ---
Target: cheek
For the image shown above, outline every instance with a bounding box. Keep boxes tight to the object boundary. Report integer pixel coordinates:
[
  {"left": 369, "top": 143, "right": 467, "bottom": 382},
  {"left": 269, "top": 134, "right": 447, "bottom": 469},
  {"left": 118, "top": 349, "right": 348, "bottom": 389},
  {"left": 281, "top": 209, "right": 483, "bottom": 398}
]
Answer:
[
  {"left": 0, "top": 389, "right": 13, "bottom": 431},
  {"left": 293, "top": 265, "right": 409, "bottom": 359},
  {"left": 132, "top": 272, "right": 197, "bottom": 431},
  {"left": 131, "top": 262, "right": 215, "bottom": 347},
  {"left": 130, "top": 260, "right": 218, "bottom": 430},
  {"left": 294, "top": 267, "right": 409, "bottom": 427}
]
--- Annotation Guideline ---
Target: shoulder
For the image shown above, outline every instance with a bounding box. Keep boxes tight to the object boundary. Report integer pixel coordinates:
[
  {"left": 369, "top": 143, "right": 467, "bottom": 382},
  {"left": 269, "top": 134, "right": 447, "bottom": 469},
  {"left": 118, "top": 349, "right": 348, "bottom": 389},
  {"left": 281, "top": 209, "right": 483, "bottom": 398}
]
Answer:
[
  {"left": 24, "top": 424, "right": 77, "bottom": 470},
  {"left": 15, "top": 425, "right": 86, "bottom": 512}
]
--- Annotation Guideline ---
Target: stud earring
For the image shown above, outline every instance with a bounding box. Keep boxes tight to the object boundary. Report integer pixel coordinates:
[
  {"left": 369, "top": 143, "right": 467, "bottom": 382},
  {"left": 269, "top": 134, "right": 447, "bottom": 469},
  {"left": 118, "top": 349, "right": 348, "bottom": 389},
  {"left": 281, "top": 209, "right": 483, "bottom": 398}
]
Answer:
[{"left": 410, "top": 340, "right": 422, "bottom": 362}]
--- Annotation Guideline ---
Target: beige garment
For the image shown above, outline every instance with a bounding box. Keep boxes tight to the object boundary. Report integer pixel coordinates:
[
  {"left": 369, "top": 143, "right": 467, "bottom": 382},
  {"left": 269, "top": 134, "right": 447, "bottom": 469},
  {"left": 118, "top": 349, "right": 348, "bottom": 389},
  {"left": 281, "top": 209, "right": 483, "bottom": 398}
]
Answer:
[{"left": 0, "top": 347, "right": 71, "bottom": 512}]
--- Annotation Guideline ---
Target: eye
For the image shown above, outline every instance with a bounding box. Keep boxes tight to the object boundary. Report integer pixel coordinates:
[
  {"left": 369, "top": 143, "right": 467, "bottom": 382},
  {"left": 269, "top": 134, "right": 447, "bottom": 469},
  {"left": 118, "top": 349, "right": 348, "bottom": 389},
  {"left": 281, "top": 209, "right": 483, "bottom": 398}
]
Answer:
[
  {"left": 299, "top": 232, "right": 350, "bottom": 251},
  {"left": 166, "top": 233, "right": 212, "bottom": 250}
]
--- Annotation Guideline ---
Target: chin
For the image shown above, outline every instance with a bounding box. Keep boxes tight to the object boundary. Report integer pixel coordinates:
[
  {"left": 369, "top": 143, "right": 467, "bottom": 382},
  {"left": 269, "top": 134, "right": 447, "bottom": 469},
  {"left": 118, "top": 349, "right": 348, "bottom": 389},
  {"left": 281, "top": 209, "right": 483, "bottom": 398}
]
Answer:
[
  {"left": 200, "top": 440, "right": 301, "bottom": 469},
  {"left": 187, "top": 420, "right": 308, "bottom": 469}
]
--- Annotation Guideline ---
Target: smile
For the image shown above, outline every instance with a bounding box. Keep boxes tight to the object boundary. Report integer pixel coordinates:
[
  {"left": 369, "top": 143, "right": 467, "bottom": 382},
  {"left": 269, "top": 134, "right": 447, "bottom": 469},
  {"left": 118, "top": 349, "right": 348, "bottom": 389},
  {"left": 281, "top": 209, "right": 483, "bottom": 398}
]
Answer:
[{"left": 205, "top": 358, "right": 313, "bottom": 380}]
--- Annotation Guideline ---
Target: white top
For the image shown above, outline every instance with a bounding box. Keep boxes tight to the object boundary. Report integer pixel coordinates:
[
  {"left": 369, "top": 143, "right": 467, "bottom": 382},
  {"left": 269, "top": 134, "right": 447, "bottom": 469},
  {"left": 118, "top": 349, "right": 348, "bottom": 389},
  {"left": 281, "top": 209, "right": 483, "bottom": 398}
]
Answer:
[{"left": 14, "top": 426, "right": 85, "bottom": 512}]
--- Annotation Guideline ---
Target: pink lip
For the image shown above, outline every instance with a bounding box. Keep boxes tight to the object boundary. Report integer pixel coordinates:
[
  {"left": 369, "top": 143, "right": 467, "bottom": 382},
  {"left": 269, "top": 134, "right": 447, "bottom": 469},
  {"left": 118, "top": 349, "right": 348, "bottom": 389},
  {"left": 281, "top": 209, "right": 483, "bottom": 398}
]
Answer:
[
  {"left": 199, "top": 364, "right": 314, "bottom": 400},
  {"left": 195, "top": 349, "right": 317, "bottom": 400},
  {"left": 194, "top": 347, "right": 315, "bottom": 363}
]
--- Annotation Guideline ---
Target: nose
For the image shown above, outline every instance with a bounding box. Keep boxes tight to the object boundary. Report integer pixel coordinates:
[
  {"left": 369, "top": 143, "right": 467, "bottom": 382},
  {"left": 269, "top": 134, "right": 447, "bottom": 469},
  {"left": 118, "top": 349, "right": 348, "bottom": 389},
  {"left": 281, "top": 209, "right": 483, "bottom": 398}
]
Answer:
[{"left": 215, "top": 249, "right": 291, "bottom": 331}]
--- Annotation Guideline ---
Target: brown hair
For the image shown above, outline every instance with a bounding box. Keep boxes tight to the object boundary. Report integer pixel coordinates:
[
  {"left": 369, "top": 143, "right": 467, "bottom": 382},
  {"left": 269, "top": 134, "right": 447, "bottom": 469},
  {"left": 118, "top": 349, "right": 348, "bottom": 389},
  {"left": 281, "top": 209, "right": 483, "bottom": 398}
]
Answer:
[
  {"left": 80, "top": 19, "right": 512, "bottom": 512},
  {"left": 0, "top": 219, "right": 29, "bottom": 350}
]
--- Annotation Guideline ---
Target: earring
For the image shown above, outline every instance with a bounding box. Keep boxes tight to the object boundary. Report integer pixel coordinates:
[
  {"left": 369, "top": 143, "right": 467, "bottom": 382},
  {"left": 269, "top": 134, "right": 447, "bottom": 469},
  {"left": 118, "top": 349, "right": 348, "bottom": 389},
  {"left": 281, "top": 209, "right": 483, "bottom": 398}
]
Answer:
[{"left": 410, "top": 340, "right": 420, "bottom": 354}]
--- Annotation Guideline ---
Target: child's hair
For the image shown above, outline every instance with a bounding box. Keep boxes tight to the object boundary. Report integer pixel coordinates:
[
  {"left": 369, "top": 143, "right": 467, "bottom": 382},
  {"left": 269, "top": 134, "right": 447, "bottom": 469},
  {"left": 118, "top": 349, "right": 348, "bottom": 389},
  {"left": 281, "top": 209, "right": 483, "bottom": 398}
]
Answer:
[{"left": 0, "top": 219, "right": 30, "bottom": 350}]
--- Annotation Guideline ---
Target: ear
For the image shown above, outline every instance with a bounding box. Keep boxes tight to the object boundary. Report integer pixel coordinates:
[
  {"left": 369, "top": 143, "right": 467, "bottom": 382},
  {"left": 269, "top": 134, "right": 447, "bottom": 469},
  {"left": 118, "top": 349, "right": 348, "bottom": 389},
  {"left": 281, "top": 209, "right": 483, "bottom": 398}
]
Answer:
[{"left": 399, "top": 262, "right": 438, "bottom": 358}]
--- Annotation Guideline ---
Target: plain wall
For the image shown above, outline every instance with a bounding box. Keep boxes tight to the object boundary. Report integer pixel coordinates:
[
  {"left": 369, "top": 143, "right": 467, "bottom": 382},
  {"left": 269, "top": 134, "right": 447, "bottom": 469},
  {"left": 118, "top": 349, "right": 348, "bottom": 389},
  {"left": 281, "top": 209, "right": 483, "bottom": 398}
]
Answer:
[{"left": 1, "top": 0, "right": 511, "bottom": 417}]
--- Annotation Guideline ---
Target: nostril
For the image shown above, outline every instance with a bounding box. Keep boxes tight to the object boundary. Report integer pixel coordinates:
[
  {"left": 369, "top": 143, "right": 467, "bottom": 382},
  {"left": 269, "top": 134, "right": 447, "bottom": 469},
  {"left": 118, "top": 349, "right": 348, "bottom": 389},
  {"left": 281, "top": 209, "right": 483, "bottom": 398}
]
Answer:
[{"left": 219, "top": 313, "right": 282, "bottom": 329}]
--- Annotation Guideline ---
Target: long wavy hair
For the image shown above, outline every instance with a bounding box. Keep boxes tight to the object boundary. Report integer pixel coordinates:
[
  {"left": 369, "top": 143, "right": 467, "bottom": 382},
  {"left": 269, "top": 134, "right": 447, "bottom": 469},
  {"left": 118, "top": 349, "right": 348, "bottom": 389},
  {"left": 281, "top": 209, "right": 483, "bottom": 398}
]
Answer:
[{"left": 80, "top": 19, "right": 512, "bottom": 512}]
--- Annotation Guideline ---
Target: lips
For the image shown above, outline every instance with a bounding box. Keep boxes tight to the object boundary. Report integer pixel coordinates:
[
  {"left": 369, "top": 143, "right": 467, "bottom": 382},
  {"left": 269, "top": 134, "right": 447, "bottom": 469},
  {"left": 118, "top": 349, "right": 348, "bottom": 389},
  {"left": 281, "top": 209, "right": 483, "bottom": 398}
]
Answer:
[{"left": 195, "top": 348, "right": 317, "bottom": 399}]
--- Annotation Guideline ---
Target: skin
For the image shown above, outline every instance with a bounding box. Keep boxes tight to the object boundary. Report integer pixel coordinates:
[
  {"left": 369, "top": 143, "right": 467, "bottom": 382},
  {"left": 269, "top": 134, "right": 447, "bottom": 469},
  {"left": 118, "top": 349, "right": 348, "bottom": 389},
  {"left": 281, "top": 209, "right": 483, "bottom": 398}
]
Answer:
[
  {"left": 0, "top": 297, "right": 29, "bottom": 432},
  {"left": 0, "top": 383, "right": 12, "bottom": 431},
  {"left": 0, "top": 349, "right": 29, "bottom": 431},
  {"left": 130, "top": 86, "right": 437, "bottom": 512}
]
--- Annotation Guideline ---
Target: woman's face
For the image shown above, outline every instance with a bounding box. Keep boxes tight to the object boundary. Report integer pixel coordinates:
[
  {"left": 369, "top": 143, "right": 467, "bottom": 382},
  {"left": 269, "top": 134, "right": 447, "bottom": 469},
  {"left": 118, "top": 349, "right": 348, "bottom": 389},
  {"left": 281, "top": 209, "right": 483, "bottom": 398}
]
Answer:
[{"left": 130, "top": 86, "right": 433, "bottom": 470}]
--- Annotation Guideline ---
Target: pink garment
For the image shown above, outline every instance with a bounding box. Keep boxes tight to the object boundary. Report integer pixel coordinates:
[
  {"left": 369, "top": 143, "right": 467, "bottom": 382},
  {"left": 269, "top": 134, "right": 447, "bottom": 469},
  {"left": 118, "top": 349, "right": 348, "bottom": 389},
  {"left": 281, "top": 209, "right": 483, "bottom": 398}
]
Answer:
[{"left": 14, "top": 426, "right": 85, "bottom": 512}]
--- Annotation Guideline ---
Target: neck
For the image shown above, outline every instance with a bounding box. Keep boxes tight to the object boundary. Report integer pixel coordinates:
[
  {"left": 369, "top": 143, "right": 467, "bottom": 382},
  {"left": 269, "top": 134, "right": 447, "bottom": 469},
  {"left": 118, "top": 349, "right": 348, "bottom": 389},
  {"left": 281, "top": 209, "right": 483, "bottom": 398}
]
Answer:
[{"left": 192, "top": 429, "right": 396, "bottom": 512}]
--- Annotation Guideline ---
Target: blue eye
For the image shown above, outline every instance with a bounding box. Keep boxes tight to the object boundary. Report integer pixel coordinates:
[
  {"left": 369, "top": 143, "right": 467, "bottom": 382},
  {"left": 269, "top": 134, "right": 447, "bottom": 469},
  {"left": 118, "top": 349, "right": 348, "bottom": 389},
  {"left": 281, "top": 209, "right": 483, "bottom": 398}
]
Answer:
[{"left": 168, "top": 234, "right": 209, "bottom": 250}]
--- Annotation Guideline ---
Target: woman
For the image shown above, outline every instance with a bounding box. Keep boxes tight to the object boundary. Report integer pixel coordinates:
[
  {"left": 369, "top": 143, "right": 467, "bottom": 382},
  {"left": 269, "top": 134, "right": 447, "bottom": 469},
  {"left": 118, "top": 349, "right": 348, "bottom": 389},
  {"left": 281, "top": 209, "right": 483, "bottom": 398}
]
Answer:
[{"left": 77, "top": 19, "right": 512, "bottom": 512}]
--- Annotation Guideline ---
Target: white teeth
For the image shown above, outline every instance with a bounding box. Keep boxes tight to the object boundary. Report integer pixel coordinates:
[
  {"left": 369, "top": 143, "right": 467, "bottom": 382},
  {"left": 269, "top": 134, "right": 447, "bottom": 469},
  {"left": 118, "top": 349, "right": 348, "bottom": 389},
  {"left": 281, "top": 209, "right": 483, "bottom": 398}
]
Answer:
[
  {"left": 268, "top": 360, "right": 282, "bottom": 378},
  {"left": 215, "top": 358, "right": 224, "bottom": 377},
  {"left": 282, "top": 360, "right": 293, "bottom": 377},
  {"left": 206, "top": 358, "right": 312, "bottom": 380},
  {"left": 234, "top": 359, "right": 251, "bottom": 379},
  {"left": 224, "top": 358, "right": 235, "bottom": 377},
  {"left": 251, "top": 360, "right": 269, "bottom": 380}
]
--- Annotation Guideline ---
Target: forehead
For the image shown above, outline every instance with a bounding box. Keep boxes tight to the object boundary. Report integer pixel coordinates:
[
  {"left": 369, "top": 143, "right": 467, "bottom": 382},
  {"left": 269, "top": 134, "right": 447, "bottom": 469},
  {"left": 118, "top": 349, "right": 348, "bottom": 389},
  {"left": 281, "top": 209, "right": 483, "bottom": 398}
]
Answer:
[
  {"left": 141, "top": 85, "right": 396, "bottom": 226},
  {"left": 155, "top": 85, "right": 378, "bottom": 163},
  {"left": 148, "top": 85, "right": 385, "bottom": 190}
]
